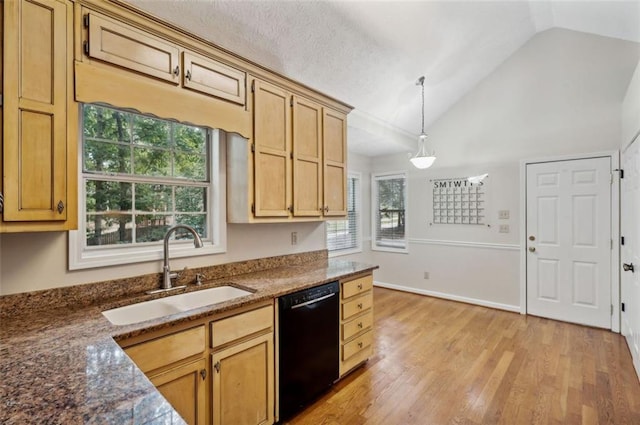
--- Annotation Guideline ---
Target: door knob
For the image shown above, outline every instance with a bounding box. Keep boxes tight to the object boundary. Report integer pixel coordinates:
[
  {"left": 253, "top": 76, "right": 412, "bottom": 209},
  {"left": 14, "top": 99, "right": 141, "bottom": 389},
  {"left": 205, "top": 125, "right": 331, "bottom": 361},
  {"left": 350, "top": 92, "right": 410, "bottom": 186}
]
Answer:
[
  {"left": 623, "top": 263, "right": 635, "bottom": 273},
  {"left": 528, "top": 246, "right": 536, "bottom": 253}
]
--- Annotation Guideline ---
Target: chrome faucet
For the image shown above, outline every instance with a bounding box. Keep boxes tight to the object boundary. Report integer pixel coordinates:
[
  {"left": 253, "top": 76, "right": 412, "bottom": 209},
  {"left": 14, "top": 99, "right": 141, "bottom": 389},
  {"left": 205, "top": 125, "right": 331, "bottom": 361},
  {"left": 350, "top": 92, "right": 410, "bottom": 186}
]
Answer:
[{"left": 161, "top": 224, "right": 204, "bottom": 290}]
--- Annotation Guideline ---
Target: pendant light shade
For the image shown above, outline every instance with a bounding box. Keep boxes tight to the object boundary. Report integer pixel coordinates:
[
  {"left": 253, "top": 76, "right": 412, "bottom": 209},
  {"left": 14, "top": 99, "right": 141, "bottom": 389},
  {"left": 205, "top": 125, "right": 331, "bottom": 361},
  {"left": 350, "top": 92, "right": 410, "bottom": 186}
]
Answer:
[{"left": 410, "top": 76, "right": 436, "bottom": 169}]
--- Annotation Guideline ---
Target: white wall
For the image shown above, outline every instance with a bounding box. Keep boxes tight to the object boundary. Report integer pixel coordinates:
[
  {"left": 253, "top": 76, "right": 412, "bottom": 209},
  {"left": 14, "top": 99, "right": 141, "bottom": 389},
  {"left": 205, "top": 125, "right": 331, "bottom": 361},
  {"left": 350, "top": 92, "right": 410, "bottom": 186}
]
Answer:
[
  {"left": 364, "top": 29, "right": 640, "bottom": 310},
  {"left": 0, "top": 222, "right": 324, "bottom": 295},
  {"left": 622, "top": 60, "right": 640, "bottom": 149}
]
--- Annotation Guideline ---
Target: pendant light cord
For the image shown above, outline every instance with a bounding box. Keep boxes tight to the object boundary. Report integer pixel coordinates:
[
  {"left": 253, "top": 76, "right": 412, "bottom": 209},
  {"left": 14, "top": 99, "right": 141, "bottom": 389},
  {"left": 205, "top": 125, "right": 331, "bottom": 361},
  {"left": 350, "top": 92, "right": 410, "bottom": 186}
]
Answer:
[{"left": 417, "top": 76, "right": 425, "bottom": 134}]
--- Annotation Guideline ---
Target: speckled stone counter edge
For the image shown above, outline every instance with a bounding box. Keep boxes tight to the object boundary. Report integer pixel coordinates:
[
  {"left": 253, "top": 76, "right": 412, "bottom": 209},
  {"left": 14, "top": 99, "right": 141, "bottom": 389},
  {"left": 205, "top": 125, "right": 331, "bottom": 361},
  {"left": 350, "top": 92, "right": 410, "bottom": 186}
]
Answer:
[{"left": 0, "top": 249, "right": 327, "bottom": 318}]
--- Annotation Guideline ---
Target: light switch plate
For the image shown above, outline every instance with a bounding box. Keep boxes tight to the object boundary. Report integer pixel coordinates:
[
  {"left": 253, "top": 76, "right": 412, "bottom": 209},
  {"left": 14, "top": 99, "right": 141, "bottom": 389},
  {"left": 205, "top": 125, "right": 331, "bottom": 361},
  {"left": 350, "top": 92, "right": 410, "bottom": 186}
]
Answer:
[
  {"left": 499, "top": 224, "right": 510, "bottom": 233},
  {"left": 498, "top": 210, "right": 510, "bottom": 219}
]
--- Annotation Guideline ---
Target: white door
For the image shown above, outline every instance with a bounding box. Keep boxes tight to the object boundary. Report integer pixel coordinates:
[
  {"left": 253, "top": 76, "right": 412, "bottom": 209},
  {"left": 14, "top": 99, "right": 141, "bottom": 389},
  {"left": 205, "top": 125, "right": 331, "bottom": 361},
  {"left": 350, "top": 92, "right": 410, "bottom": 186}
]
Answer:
[
  {"left": 621, "top": 138, "right": 640, "bottom": 379},
  {"left": 526, "top": 157, "right": 612, "bottom": 328}
]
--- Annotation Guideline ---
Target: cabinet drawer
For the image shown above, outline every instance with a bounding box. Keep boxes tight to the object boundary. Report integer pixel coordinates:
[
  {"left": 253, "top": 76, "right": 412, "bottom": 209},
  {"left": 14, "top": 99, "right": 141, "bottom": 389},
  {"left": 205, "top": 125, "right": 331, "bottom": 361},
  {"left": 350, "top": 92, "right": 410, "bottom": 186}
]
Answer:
[
  {"left": 182, "top": 51, "right": 246, "bottom": 106},
  {"left": 342, "top": 329, "right": 373, "bottom": 361},
  {"left": 211, "top": 305, "right": 273, "bottom": 348},
  {"left": 342, "top": 310, "right": 373, "bottom": 341},
  {"left": 87, "top": 11, "right": 180, "bottom": 84},
  {"left": 342, "top": 292, "right": 372, "bottom": 321},
  {"left": 342, "top": 275, "right": 373, "bottom": 300},
  {"left": 125, "top": 325, "right": 205, "bottom": 373}
]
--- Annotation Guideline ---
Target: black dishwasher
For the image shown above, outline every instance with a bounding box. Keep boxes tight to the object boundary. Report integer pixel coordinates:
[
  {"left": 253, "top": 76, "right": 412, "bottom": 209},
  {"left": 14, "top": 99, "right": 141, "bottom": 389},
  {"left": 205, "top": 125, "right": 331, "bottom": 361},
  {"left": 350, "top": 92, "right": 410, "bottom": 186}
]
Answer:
[{"left": 278, "top": 281, "right": 339, "bottom": 421}]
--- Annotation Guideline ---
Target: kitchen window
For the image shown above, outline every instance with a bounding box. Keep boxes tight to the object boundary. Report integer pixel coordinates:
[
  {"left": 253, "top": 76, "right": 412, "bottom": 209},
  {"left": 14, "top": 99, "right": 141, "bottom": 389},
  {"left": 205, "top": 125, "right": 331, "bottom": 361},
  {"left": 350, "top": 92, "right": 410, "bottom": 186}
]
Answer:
[
  {"left": 372, "top": 172, "right": 407, "bottom": 252},
  {"left": 326, "top": 172, "right": 361, "bottom": 256},
  {"left": 69, "top": 104, "right": 225, "bottom": 269}
]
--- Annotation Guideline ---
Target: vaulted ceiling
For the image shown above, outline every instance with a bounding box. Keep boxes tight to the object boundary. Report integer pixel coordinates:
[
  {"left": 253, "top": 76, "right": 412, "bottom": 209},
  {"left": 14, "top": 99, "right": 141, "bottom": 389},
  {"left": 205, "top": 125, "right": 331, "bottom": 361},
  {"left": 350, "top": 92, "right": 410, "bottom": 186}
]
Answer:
[{"left": 127, "top": 0, "right": 640, "bottom": 157}]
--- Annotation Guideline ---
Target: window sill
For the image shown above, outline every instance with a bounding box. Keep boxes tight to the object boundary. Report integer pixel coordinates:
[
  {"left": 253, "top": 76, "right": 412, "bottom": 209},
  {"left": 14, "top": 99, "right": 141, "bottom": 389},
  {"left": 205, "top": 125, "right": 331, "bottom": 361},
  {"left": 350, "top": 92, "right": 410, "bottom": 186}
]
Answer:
[{"left": 328, "top": 247, "right": 363, "bottom": 258}]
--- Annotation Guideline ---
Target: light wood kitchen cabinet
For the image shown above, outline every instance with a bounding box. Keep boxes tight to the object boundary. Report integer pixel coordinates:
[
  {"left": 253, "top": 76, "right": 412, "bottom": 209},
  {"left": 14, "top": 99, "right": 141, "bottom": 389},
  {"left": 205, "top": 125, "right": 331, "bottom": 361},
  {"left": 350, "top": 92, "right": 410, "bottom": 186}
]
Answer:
[
  {"left": 227, "top": 76, "right": 347, "bottom": 222},
  {"left": 211, "top": 332, "right": 274, "bottom": 425},
  {"left": 149, "top": 358, "right": 208, "bottom": 425},
  {"left": 120, "top": 301, "right": 274, "bottom": 425},
  {"left": 292, "top": 95, "right": 323, "bottom": 217},
  {"left": 323, "top": 109, "right": 348, "bottom": 216},
  {"left": 1, "top": 0, "right": 77, "bottom": 232},
  {"left": 339, "top": 273, "right": 374, "bottom": 377},
  {"left": 252, "top": 78, "right": 291, "bottom": 218},
  {"left": 182, "top": 51, "right": 246, "bottom": 107},
  {"left": 210, "top": 304, "right": 275, "bottom": 425}
]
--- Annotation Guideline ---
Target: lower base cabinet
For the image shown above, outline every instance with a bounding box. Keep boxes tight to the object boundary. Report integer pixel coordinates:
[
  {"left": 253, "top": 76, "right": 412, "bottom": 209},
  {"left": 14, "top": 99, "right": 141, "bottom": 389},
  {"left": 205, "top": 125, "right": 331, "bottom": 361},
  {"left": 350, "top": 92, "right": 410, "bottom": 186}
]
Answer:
[
  {"left": 211, "top": 333, "right": 274, "bottom": 425},
  {"left": 149, "top": 358, "right": 207, "bottom": 425}
]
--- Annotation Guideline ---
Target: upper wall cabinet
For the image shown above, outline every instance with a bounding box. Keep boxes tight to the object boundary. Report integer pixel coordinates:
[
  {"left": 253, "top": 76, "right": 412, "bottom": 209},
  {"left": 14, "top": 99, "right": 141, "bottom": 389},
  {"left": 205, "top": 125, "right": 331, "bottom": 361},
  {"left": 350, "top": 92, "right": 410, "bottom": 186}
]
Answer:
[
  {"left": 227, "top": 76, "right": 347, "bottom": 223},
  {"left": 1, "top": 0, "right": 78, "bottom": 233},
  {"left": 77, "top": 8, "right": 250, "bottom": 137}
]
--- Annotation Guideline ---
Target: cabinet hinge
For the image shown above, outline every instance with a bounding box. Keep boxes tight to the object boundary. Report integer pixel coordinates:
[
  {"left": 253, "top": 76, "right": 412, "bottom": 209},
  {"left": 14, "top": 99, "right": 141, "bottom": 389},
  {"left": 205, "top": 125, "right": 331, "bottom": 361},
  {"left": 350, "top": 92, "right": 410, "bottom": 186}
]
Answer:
[
  {"left": 251, "top": 80, "right": 255, "bottom": 93},
  {"left": 290, "top": 152, "right": 294, "bottom": 159},
  {"left": 622, "top": 236, "right": 625, "bottom": 246},
  {"left": 0, "top": 192, "right": 4, "bottom": 214},
  {"left": 614, "top": 168, "right": 624, "bottom": 179},
  {"left": 251, "top": 203, "right": 255, "bottom": 214},
  {"left": 622, "top": 302, "right": 626, "bottom": 312},
  {"left": 251, "top": 143, "right": 255, "bottom": 153},
  {"left": 610, "top": 173, "right": 613, "bottom": 185},
  {"left": 288, "top": 205, "right": 293, "bottom": 213},
  {"left": 611, "top": 239, "right": 613, "bottom": 250},
  {"left": 83, "top": 41, "right": 90, "bottom": 55},
  {"left": 83, "top": 14, "right": 89, "bottom": 28},
  {"left": 611, "top": 304, "right": 614, "bottom": 315},
  {"left": 0, "top": 94, "right": 3, "bottom": 107},
  {"left": 290, "top": 96, "right": 294, "bottom": 107}
]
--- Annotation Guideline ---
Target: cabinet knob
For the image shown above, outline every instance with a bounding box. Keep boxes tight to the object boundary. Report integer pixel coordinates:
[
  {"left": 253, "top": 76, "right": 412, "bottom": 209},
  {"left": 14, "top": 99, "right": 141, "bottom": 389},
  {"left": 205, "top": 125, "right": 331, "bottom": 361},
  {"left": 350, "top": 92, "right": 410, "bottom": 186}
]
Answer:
[
  {"left": 200, "top": 369, "right": 206, "bottom": 380},
  {"left": 358, "top": 341, "right": 363, "bottom": 348},
  {"left": 357, "top": 303, "right": 363, "bottom": 309},
  {"left": 357, "top": 283, "right": 363, "bottom": 290},
  {"left": 214, "top": 361, "right": 221, "bottom": 373},
  {"left": 57, "top": 200, "right": 65, "bottom": 214},
  {"left": 357, "top": 322, "right": 363, "bottom": 329},
  {"left": 173, "top": 66, "right": 180, "bottom": 76},
  {"left": 185, "top": 70, "right": 192, "bottom": 81}
]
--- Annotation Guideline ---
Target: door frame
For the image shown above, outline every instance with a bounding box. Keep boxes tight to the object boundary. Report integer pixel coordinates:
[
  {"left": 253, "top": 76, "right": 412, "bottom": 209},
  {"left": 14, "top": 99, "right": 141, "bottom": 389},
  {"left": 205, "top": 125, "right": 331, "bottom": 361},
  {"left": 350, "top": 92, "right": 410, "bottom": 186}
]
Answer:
[{"left": 519, "top": 150, "right": 620, "bottom": 332}]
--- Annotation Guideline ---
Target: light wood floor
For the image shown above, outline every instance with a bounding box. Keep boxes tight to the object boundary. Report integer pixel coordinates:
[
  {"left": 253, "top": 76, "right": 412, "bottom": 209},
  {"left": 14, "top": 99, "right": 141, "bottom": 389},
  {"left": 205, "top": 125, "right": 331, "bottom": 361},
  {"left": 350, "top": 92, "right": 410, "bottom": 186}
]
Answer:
[{"left": 288, "top": 287, "right": 640, "bottom": 425}]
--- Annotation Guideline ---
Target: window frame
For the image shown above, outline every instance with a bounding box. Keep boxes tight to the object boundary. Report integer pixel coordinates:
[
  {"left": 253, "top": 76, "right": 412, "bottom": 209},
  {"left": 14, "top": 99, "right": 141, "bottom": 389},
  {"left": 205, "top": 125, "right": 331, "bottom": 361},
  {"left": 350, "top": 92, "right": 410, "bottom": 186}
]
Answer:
[
  {"left": 327, "top": 171, "right": 362, "bottom": 257},
  {"left": 69, "top": 105, "right": 226, "bottom": 270},
  {"left": 371, "top": 171, "right": 408, "bottom": 253}
]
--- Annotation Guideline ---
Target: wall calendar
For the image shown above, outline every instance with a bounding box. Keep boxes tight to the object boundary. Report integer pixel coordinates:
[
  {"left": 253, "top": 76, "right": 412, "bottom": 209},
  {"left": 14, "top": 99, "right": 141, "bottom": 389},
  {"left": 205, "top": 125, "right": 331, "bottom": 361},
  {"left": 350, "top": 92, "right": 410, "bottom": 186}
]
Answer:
[{"left": 431, "top": 177, "right": 487, "bottom": 225}]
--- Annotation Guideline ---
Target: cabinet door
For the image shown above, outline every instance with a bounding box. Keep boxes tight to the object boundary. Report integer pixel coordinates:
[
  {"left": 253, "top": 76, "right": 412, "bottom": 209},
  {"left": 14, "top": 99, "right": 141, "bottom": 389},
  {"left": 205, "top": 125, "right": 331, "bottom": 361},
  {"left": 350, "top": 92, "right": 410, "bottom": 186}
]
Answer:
[
  {"left": 253, "top": 79, "right": 291, "bottom": 217},
  {"left": 292, "top": 96, "right": 322, "bottom": 217},
  {"left": 323, "top": 109, "right": 347, "bottom": 216},
  {"left": 149, "top": 358, "right": 207, "bottom": 425},
  {"left": 211, "top": 333, "right": 274, "bottom": 425},
  {"left": 86, "top": 12, "right": 180, "bottom": 84},
  {"left": 182, "top": 51, "right": 246, "bottom": 106},
  {"left": 3, "top": 0, "right": 69, "bottom": 222}
]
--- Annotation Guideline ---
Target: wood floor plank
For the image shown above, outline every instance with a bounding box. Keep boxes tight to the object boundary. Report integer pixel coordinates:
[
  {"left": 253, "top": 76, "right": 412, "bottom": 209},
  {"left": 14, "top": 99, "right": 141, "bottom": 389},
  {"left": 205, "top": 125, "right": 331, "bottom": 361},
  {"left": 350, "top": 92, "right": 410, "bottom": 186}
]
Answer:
[{"left": 286, "top": 288, "right": 640, "bottom": 425}]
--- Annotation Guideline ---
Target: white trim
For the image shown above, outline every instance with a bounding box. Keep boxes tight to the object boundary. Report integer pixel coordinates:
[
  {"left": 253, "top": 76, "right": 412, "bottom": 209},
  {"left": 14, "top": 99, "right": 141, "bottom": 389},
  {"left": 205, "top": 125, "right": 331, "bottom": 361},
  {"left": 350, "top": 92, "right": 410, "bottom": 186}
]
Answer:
[
  {"left": 519, "top": 150, "right": 620, "bottom": 331},
  {"left": 328, "top": 247, "right": 363, "bottom": 258},
  {"left": 374, "top": 280, "right": 520, "bottom": 313},
  {"left": 408, "top": 238, "right": 520, "bottom": 251}
]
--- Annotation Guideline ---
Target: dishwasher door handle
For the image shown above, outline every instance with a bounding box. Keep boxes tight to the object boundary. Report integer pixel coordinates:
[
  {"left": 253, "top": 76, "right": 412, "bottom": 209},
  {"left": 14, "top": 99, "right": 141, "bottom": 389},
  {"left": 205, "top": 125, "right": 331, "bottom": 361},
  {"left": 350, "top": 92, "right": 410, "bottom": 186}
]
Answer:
[{"left": 290, "top": 292, "right": 336, "bottom": 309}]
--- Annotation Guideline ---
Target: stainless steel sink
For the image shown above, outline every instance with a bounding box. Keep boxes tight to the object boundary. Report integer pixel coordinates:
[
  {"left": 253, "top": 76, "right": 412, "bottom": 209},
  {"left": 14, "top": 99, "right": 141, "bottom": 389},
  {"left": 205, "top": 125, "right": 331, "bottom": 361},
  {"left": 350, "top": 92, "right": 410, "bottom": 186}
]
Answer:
[{"left": 102, "top": 286, "right": 253, "bottom": 326}]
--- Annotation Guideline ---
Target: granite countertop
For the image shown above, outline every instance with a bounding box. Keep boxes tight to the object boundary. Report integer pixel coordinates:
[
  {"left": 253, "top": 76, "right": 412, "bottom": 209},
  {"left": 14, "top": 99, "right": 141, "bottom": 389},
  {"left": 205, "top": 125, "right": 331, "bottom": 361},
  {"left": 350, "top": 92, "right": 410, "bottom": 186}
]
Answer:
[{"left": 0, "top": 258, "right": 377, "bottom": 424}]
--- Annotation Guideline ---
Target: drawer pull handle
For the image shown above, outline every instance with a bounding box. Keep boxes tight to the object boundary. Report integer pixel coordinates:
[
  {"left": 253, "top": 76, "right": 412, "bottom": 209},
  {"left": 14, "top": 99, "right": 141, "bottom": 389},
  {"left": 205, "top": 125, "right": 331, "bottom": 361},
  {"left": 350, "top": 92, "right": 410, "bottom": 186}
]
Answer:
[
  {"left": 357, "top": 322, "right": 363, "bottom": 329},
  {"left": 357, "top": 283, "right": 363, "bottom": 290},
  {"left": 358, "top": 341, "right": 363, "bottom": 348},
  {"left": 357, "top": 303, "right": 363, "bottom": 309}
]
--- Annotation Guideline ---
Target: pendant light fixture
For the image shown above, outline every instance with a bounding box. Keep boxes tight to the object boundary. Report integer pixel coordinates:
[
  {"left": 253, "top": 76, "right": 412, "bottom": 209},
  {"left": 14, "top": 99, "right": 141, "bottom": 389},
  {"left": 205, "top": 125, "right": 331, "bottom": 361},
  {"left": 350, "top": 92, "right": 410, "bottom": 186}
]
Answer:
[{"left": 410, "top": 76, "right": 436, "bottom": 169}]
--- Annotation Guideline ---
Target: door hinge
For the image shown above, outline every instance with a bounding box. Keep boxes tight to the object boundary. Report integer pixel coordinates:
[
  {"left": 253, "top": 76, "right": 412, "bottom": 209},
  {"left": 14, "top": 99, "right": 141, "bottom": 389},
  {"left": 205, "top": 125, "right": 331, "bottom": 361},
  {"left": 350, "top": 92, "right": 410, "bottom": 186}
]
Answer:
[
  {"left": 621, "top": 236, "right": 625, "bottom": 246},
  {"left": 83, "top": 40, "right": 90, "bottom": 55},
  {"left": 614, "top": 168, "right": 624, "bottom": 179},
  {"left": 622, "top": 302, "right": 626, "bottom": 312},
  {"left": 83, "top": 14, "right": 89, "bottom": 28}
]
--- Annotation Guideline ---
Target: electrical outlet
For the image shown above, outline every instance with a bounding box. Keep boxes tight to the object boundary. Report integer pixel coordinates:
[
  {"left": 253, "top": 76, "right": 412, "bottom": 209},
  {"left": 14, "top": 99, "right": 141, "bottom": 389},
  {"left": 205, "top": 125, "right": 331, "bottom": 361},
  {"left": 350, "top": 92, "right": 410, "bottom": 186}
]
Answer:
[
  {"left": 499, "top": 224, "right": 510, "bottom": 233},
  {"left": 424, "top": 271, "right": 430, "bottom": 279},
  {"left": 291, "top": 232, "right": 297, "bottom": 245},
  {"left": 498, "top": 210, "right": 510, "bottom": 219}
]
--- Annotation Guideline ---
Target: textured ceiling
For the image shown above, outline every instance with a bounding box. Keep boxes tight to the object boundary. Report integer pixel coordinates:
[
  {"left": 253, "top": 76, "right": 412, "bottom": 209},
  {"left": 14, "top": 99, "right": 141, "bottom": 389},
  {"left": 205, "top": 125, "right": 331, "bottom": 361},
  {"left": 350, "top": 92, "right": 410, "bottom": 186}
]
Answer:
[{"left": 127, "top": 0, "right": 640, "bottom": 157}]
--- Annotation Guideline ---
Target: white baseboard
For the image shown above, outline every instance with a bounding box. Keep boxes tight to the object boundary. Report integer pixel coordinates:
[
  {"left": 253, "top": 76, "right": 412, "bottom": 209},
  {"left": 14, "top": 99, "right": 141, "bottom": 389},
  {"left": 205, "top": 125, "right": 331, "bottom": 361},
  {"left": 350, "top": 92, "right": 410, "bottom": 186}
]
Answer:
[{"left": 373, "top": 280, "right": 521, "bottom": 313}]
